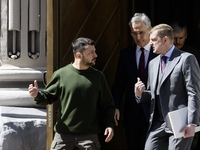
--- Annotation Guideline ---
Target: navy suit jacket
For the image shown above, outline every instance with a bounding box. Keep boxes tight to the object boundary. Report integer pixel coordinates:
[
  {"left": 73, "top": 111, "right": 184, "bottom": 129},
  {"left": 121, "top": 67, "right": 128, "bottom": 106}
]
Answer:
[{"left": 112, "top": 44, "right": 157, "bottom": 128}]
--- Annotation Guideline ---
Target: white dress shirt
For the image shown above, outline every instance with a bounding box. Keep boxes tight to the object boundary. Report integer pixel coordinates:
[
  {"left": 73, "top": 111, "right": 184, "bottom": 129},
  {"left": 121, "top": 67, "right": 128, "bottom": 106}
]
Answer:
[{"left": 136, "top": 43, "right": 151, "bottom": 69}]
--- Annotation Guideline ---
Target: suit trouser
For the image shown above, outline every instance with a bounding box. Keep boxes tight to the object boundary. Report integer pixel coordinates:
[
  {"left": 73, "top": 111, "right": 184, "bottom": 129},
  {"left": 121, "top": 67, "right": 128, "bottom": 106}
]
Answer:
[
  {"left": 145, "top": 121, "right": 193, "bottom": 150},
  {"left": 125, "top": 106, "right": 148, "bottom": 150},
  {"left": 50, "top": 132, "right": 101, "bottom": 150}
]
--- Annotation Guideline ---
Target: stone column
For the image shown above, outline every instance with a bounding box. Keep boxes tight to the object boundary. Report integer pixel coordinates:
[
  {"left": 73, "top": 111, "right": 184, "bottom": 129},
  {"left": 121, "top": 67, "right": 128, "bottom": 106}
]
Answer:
[{"left": 0, "top": 0, "right": 47, "bottom": 149}]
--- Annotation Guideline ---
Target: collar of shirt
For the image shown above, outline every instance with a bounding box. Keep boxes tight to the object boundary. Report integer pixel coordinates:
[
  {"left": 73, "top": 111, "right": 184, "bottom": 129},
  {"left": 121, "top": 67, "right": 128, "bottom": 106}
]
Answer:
[
  {"left": 160, "top": 45, "right": 175, "bottom": 64},
  {"left": 136, "top": 43, "right": 151, "bottom": 53}
]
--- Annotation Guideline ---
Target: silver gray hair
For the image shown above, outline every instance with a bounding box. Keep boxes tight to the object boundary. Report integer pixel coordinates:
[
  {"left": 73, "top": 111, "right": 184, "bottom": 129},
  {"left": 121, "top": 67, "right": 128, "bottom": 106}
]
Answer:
[{"left": 128, "top": 13, "right": 151, "bottom": 29}]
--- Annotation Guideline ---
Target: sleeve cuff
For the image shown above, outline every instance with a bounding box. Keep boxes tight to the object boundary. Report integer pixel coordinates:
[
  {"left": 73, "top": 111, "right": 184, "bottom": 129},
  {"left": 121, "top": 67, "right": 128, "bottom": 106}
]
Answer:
[{"left": 135, "top": 95, "right": 141, "bottom": 103}]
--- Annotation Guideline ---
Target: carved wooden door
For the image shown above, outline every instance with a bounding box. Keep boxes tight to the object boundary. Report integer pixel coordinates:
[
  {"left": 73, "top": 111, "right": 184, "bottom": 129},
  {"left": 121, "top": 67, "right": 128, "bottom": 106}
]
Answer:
[{"left": 47, "top": 0, "right": 130, "bottom": 149}]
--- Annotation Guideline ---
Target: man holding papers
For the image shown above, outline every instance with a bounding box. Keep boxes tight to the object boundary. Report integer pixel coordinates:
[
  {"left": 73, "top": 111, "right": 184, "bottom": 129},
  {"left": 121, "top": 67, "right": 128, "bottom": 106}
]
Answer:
[{"left": 135, "top": 24, "right": 200, "bottom": 150}]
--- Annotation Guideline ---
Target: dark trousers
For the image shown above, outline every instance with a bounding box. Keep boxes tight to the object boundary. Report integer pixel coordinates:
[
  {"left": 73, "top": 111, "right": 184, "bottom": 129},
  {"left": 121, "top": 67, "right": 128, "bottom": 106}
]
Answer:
[
  {"left": 125, "top": 107, "right": 148, "bottom": 150},
  {"left": 191, "top": 132, "right": 200, "bottom": 150},
  {"left": 50, "top": 132, "right": 101, "bottom": 150}
]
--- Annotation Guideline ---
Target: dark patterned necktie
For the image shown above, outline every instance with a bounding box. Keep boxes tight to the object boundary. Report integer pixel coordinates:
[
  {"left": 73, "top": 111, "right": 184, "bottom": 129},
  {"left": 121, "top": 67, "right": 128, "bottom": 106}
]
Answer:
[
  {"left": 139, "top": 48, "right": 145, "bottom": 77},
  {"left": 162, "top": 56, "right": 167, "bottom": 73}
]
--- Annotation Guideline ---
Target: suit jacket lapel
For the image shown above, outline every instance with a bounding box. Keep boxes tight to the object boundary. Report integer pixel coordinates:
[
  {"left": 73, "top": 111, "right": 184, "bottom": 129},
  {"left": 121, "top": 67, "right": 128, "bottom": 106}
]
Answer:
[{"left": 160, "top": 48, "right": 182, "bottom": 85}]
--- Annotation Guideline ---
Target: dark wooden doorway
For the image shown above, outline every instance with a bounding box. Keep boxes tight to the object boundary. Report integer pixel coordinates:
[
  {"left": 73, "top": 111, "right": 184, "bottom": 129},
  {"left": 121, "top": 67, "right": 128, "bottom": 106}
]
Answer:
[{"left": 46, "top": 0, "right": 131, "bottom": 150}]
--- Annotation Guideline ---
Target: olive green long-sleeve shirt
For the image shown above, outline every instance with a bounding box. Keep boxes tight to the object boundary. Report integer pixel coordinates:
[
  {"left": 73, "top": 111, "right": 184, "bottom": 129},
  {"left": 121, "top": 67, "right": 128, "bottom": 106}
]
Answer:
[{"left": 35, "top": 64, "right": 115, "bottom": 134}]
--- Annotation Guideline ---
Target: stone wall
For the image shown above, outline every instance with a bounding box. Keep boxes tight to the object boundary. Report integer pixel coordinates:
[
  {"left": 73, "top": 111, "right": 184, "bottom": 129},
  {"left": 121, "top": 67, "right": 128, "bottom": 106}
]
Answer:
[{"left": 0, "top": 0, "right": 47, "bottom": 149}]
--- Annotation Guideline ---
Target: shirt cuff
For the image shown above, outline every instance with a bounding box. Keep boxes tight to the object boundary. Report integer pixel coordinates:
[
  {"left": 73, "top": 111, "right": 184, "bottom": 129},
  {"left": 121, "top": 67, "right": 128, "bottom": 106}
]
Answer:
[
  {"left": 135, "top": 95, "right": 141, "bottom": 103},
  {"left": 189, "top": 124, "right": 197, "bottom": 127}
]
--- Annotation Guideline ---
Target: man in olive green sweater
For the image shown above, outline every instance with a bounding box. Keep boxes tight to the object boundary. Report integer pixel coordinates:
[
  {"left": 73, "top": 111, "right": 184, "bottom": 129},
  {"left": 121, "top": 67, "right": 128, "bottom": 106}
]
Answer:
[{"left": 28, "top": 37, "right": 115, "bottom": 150}]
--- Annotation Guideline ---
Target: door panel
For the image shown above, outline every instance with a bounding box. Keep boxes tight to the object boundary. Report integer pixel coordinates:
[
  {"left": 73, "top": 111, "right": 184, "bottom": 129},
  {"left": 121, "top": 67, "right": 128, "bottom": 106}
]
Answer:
[
  {"left": 59, "top": 2, "right": 126, "bottom": 149},
  {"left": 60, "top": 0, "right": 121, "bottom": 71},
  {"left": 47, "top": 0, "right": 130, "bottom": 150}
]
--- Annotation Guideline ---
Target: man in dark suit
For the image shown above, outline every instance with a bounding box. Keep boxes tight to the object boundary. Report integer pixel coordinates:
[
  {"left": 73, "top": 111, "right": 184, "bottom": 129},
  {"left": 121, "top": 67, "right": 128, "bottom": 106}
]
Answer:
[
  {"left": 112, "top": 13, "right": 157, "bottom": 150},
  {"left": 135, "top": 24, "right": 200, "bottom": 150}
]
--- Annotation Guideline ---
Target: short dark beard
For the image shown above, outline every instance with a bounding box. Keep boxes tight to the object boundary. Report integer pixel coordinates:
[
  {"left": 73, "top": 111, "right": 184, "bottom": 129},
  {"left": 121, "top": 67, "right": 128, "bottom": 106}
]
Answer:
[
  {"left": 81, "top": 57, "right": 96, "bottom": 66},
  {"left": 87, "top": 60, "right": 95, "bottom": 66}
]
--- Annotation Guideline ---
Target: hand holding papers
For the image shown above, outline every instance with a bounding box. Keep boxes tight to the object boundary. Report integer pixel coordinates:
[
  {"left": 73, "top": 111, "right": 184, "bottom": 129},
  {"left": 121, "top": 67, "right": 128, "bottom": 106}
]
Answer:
[{"left": 168, "top": 107, "right": 200, "bottom": 138}]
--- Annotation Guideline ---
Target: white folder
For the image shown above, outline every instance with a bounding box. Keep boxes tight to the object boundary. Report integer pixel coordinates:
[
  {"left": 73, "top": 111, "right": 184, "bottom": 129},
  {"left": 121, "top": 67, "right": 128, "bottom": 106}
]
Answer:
[{"left": 168, "top": 107, "right": 200, "bottom": 138}]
